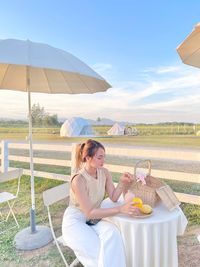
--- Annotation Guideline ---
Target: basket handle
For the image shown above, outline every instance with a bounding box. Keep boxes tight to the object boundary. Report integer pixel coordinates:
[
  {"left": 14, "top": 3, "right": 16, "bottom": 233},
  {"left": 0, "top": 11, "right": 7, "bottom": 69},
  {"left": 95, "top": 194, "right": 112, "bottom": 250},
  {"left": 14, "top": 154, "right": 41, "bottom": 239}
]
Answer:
[{"left": 134, "top": 160, "right": 152, "bottom": 176}]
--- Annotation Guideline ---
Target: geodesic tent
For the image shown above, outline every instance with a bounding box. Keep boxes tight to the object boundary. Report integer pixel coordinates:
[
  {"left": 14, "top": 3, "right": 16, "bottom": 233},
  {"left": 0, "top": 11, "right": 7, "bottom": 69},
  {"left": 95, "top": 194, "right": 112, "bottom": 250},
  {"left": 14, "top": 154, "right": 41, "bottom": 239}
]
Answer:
[
  {"left": 107, "top": 123, "right": 125, "bottom": 136},
  {"left": 60, "top": 117, "right": 93, "bottom": 137}
]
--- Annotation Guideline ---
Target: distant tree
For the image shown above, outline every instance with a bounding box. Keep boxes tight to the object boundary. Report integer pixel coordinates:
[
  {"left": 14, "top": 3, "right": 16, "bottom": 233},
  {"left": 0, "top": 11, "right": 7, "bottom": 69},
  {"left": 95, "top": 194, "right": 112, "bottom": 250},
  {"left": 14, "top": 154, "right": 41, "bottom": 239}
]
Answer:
[
  {"left": 0, "top": 119, "right": 28, "bottom": 127},
  {"left": 43, "top": 114, "right": 59, "bottom": 126},
  {"left": 97, "top": 117, "right": 101, "bottom": 122},
  {"left": 31, "top": 103, "right": 45, "bottom": 126},
  {"left": 31, "top": 103, "right": 59, "bottom": 127}
]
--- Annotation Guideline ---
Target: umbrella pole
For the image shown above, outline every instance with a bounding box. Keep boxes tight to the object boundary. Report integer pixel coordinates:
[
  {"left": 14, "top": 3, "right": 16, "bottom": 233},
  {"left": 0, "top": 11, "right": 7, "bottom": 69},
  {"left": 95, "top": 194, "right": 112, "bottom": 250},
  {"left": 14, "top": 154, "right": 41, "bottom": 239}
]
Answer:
[
  {"left": 28, "top": 86, "right": 36, "bottom": 234},
  {"left": 14, "top": 71, "right": 53, "bottom": 250}
]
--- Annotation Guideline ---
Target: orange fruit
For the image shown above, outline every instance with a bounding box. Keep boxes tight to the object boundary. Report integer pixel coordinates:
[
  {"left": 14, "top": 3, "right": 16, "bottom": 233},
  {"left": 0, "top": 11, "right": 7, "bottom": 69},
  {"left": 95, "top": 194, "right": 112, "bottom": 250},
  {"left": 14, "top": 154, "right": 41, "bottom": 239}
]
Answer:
[{"left": 132, "top": 197, "right": 143, "bottom": 208}]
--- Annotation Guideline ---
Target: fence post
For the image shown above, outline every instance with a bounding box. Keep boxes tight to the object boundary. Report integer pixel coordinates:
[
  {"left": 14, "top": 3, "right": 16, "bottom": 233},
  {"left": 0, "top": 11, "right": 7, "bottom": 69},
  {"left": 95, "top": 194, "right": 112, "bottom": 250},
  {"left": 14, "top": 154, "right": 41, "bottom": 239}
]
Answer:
[
  {"left": 71, "top": 143, "right": 78, "bottom": 176},
  {"left": 1, "top": 140, "right": 9, "bottom": 172}
]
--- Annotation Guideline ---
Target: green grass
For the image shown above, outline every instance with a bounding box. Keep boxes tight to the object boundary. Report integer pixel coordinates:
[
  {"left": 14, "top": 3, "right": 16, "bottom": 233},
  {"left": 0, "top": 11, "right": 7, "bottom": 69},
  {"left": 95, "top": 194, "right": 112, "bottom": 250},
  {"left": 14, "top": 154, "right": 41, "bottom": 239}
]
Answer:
[
  {"left": 1, "top": 125, "right": 200, "bottom": 148},
  {"left": 0, "top": 175, "right": 81, "bottom": 267},
  {"left": 1, "top": 133, "right": 200, "bottom": 149}
]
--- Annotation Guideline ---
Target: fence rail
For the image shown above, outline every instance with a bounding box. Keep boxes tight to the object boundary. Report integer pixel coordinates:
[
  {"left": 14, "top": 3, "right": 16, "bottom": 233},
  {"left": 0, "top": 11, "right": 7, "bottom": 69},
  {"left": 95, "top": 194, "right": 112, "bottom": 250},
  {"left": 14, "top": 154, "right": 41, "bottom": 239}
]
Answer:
[{"left": 1, "top": 140, "right": 200, "bottom": 205}]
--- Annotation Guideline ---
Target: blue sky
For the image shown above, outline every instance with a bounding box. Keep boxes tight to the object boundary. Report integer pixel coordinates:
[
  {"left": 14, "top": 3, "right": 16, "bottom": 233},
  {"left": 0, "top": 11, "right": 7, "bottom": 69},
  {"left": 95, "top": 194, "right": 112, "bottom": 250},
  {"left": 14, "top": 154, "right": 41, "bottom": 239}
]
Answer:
[{"left": 0, "top": 0, "right": 200, "bottom": 123}]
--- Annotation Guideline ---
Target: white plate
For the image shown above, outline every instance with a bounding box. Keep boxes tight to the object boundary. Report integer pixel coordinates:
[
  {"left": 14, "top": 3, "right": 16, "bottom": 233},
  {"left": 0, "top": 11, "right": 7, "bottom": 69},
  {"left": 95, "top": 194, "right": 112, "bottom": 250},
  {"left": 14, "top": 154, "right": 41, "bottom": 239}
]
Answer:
[{"left": 131, "top": 211, "right": 153, "bottom": 219}]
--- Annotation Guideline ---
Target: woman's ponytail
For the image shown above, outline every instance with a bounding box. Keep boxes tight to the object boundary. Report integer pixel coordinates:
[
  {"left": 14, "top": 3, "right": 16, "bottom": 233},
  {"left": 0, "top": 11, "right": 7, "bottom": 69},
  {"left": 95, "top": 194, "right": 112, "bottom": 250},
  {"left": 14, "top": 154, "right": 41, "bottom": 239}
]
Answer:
[{"left": 75, "top": 142, "right": 85, "bottom": 170}]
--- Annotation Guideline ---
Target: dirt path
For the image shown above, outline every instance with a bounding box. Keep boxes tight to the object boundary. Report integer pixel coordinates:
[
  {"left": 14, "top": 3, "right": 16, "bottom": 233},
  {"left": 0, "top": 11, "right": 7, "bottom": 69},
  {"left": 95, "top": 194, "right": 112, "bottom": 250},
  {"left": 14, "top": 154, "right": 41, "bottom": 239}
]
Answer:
[{"left": 178, "top": 225, "right": 200, "bottom": 267}]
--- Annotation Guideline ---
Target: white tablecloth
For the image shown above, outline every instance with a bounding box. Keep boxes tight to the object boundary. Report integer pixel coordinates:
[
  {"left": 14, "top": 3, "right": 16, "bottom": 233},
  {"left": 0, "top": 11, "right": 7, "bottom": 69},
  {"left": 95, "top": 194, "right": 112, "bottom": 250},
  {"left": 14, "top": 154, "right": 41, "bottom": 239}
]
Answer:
[{"left": 101, "top": 198, "right": 188, "bottom": 267}]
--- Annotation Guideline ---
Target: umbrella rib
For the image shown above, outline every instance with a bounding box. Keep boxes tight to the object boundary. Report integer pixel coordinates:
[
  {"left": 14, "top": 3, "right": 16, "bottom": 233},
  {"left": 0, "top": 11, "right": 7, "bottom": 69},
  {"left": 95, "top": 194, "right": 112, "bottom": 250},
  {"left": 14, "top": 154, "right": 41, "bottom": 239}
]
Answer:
[
  {"left": 55, "top": 48, "right": 91, "bottom": 93},
  {"left": 57, "top": 48, "right": 109, "bottom": 91},
  {"left": 184, "top": 47, "right": 200, "bottom": 63},
  {"left": 60, "top": 71, "right": 73, "bottom": 93},
  {"left": 43, "top": 69, "right": 53, "bottom": 93},
  {"left": 0, "top": 64, "right": 10, "bottom": 88},
  {"left": 78, "top": 73, "right": 94, "bottom": 94},
  {"left": 60, "top": 48, "right": 104, "bottom": 81}
]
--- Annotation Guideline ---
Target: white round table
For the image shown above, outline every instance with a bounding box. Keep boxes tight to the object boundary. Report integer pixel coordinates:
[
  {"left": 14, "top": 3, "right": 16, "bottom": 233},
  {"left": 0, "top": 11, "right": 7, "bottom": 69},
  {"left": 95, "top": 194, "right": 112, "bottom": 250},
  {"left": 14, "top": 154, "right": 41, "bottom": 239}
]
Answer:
[{"left": 101, "top": 198, "right": 188, "bottom": 267}]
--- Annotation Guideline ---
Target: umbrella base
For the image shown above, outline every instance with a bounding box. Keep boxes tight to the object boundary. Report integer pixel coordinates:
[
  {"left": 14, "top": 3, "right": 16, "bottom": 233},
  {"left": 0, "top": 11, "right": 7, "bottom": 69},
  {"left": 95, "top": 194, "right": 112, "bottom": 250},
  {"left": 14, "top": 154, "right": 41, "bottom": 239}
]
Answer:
[{"left": 14, "top": 225, "right": 53, "bottom": 250}]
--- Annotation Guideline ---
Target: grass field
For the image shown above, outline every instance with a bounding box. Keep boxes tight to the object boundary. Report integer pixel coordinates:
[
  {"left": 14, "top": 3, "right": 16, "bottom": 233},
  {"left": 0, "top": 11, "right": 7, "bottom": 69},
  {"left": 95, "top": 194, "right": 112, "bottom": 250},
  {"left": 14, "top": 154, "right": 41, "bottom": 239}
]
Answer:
[
  {"left": 0, "top": 124, "right": 200, "bottom": 144},
  {"left": 93, "top": 124, "right": 200, "bottom": 135},
  {"left": 1, "top": 124, "right": 200, "bottom": 149},
  {"left": 0, "top": 176, "right": 74, "bottom": 267},
  {"left": 1, "top": 132, "right": 200, "bottom": 149}
]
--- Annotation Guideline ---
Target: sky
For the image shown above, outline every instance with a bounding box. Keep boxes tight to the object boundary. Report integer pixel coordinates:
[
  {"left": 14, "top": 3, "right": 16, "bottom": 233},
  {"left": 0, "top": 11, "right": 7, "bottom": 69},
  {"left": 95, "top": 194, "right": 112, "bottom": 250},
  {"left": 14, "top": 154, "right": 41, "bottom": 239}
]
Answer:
[{"left": 0, "top": 0, "right": 200, "bottom": 123}]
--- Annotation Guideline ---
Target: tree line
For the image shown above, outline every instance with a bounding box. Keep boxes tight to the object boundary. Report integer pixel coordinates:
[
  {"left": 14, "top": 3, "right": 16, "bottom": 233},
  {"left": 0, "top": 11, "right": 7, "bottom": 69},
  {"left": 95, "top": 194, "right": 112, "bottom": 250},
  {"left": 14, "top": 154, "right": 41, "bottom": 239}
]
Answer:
[{"left": 0, "top": 103, "right": 61, "bottom": 127}]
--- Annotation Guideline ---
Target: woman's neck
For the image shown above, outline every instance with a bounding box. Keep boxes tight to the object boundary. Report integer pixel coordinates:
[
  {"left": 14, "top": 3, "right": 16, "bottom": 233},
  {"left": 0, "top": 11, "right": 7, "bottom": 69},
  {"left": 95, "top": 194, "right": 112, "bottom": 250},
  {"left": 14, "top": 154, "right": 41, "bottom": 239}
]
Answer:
[{"left": 85, "top": 165, "right": 97, "bottom": 178}]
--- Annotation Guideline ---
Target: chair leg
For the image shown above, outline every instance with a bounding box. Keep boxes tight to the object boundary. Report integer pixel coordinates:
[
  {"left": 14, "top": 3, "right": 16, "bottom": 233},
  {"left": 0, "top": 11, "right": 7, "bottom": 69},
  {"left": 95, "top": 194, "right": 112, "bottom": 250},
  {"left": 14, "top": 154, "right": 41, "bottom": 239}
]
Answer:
[
  {"left": 6, "top": 201, "right": 19, "bottom": 228},
  {"left": 48, "top": 213, "right": 69, "bottom": 267},
  {"left": 0, "top": 202, "right": 19, "bottom": 234},
  {"left": 5, "top": 200, "right": 16, "bottom": 221}
]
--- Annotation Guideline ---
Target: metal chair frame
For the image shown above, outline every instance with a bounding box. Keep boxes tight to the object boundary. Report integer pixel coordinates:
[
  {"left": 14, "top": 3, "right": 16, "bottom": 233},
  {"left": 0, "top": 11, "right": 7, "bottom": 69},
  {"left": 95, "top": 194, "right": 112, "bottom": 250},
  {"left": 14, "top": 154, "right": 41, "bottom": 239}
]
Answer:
[
  {"left": 0, "top": 168, "right": 23, "bottom": 234},
  {"left": 43, "top": 183, "right": 79, "bottom": 267}
]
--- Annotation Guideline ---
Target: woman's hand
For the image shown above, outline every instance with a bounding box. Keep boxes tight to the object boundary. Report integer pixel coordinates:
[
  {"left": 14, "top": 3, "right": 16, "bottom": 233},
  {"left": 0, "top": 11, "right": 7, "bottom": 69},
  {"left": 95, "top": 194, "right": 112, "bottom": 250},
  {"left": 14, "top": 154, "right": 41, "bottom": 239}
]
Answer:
[
  {"left": 119, "top": 199, "right": 140, "bottom": 216},
  {"left": 120, "top": 172, "right": 134, "bottom": 185},
  {"left": 119, "top": 172, "right": 134, "bottom": 195}
]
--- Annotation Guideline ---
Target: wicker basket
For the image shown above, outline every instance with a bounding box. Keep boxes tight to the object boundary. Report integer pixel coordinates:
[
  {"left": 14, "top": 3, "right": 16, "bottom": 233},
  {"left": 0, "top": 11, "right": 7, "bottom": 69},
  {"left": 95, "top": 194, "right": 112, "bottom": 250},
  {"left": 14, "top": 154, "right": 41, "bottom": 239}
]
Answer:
[{"left": 129, "top": 160, "right": 165, "bottom": 207}]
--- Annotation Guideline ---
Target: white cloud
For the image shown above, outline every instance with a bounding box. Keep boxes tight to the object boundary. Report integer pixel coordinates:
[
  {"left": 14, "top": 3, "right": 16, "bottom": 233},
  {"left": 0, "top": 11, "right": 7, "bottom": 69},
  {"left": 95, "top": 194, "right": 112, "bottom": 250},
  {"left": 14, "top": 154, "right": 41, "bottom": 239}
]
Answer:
[
  {"left": 144, "top": 65, "right": 181, "bottom": 74},
  {"left": 142, "top": 94, "right": 200, "bottom": 110},
  {"left": 1, "top": 63, "right": 200, "bottom": 123},
  {"left": 156, "top": 66, "right": 181, "bottom": 74}
]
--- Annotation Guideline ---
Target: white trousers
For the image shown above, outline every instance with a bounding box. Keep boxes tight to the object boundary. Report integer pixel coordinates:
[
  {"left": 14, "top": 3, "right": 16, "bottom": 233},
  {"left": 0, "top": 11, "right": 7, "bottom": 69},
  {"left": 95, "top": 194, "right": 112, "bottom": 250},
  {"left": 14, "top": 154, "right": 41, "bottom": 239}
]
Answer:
[{"left": 62, "top": 207, "right": 126, "bottom": 267}]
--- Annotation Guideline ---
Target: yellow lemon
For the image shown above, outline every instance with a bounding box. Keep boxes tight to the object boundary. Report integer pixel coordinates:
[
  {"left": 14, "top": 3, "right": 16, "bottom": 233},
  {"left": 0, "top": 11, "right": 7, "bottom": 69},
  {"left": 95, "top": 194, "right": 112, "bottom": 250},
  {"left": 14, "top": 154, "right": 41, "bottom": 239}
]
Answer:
[
  {"left": 132, "top": 197, "right": 143, "bottom": 208},
  {"left": 140, "top": 204, "right": 153, "bottom": 214}
]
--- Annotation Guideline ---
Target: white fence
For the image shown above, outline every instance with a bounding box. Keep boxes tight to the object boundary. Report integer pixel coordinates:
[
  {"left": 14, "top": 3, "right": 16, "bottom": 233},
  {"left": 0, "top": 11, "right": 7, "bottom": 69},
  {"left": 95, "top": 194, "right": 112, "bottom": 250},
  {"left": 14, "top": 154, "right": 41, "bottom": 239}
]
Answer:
[{"left": 0, "top": 140, "right": 200, "bottom": 205}]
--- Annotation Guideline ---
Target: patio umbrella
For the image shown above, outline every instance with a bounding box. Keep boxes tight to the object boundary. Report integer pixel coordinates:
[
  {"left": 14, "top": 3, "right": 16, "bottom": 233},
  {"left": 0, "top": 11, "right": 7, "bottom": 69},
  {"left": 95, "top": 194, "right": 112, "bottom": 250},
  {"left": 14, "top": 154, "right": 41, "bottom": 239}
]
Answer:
[
  {"left": 177, "top": 22, "right": 200, "bottom": 68},
  {"left": 0, "top": 38, "right": 111, "bottom": 249}
]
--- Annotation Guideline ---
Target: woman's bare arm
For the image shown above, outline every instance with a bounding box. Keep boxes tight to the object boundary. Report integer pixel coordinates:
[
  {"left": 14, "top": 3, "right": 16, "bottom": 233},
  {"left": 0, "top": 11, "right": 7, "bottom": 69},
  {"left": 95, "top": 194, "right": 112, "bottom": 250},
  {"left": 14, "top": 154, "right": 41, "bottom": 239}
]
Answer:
[
  {"left": 104, "top": 168, "right": 133, "bottom": 202},
  {"left": 71, "top": 174, "right": 136, "bottom": 219}
]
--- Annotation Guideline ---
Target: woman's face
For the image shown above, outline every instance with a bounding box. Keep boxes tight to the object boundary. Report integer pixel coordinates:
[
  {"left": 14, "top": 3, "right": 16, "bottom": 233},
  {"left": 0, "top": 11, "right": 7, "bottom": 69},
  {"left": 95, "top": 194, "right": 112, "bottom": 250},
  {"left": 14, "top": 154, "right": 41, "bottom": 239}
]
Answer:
[{"left": 87, "top": 147, "right": 105, "bottom": 168}]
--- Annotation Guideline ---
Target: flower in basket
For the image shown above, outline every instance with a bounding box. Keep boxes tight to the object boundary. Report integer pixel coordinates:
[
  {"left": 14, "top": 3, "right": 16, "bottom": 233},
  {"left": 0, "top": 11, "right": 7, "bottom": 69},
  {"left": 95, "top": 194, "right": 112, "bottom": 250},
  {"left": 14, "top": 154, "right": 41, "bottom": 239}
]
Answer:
[{"left": 136, "top": 172, "right": 147, "bottom": 185}]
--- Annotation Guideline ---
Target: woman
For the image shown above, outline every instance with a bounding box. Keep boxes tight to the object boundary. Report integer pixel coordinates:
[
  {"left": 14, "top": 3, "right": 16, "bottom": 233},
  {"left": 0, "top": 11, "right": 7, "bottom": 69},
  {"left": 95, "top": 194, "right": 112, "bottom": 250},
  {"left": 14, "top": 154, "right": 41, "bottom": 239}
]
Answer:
[{"left": 62, "top": 139, "right": 138, "bottom": 267}]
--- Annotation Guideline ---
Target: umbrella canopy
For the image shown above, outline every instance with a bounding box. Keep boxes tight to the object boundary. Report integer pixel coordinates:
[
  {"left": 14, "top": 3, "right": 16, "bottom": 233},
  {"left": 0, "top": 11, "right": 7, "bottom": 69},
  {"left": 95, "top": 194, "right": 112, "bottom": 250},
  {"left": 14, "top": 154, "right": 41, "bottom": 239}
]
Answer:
[
  {"left": 177, "top": 23, "right": 200, "bottom": 68},
  {"left": 0, "top": 39, "right": 110, "bottom": 92},
  {"left": 0, "top": 39, "right": 111, "bottom": 248}
]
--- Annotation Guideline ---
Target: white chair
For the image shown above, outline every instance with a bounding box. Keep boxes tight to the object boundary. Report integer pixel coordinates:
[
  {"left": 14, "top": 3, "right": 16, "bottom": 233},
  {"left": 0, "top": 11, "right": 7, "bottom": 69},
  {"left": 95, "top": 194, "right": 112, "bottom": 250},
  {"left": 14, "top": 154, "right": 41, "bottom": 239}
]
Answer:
[
  {"left": 43, "top": 183, "right": 79, "bottom": 267},
  {"left": 0, "top": 168, "right": 23, "bottom": 233}
]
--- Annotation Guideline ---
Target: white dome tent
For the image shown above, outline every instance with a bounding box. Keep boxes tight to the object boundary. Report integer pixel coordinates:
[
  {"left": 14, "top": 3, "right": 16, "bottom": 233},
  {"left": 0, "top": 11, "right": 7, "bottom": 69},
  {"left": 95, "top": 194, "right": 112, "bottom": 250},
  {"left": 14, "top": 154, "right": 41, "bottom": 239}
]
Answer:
[
  {"left": 107, "top": 123, "right": 125, "bottom": 136},
  {"left": 60, "top": 117, "right": 93, "bottom": 137}
]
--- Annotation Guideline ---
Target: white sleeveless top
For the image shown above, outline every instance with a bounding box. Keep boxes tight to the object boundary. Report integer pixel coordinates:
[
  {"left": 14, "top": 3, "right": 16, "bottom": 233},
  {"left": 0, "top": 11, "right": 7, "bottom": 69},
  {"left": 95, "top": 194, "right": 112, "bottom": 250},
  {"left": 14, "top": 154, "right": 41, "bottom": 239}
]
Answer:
[{"left": 69, "top": 167, "right": 107, "bottom": 210}]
